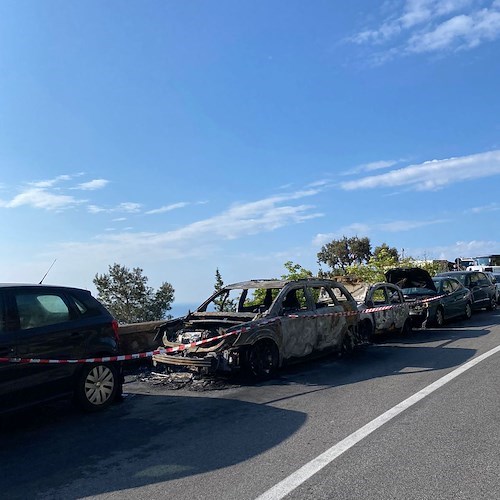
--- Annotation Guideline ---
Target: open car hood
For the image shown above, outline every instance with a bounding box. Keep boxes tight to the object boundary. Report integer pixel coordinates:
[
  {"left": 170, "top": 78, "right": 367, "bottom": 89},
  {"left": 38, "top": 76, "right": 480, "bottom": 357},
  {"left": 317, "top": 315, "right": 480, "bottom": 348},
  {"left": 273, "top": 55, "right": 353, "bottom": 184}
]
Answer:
[{"left": 385, "top": 268, "right": 437, "bottom": 292}]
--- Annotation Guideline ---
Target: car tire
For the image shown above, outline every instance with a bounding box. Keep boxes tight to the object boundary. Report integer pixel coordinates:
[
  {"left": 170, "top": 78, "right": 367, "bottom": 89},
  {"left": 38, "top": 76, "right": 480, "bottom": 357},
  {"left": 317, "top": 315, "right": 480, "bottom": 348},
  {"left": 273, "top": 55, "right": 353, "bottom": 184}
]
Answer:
[
  {"left": 359, "top": 319, "right": 374, "bottom": 340},
  {"left": 434, "top": 307, "right": 445, "bottom": 328},
  {"left": 75, "top": 363, "right": 119, "bottom": 412},
  {"left": 244, "top": 341, "right": 279, "bottom": 380},
  {"left": 486, "top": 297, "right": 497, "bottom": 311},
  {"left": 400, "top": 319, "right": 412, "bottom": 335},
  {"left": 464, "top": 302, "right": 472, "bottom": 320},
  {"left": 340, "top": 328, "right": 355, "bottom": 357}
]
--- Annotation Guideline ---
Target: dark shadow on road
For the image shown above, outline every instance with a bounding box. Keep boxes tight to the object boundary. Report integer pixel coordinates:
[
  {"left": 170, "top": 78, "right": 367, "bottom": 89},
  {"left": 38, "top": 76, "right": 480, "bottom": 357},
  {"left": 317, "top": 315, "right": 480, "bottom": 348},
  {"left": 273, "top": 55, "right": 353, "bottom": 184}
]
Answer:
[
  {"left": 1, "top": 315, "right": 498, "bottom": 498},
  {"left": 0, "top": 392, "right": 306, "bottom": 499},
  {"left": 240, "top": 323, "right": 492, "bottom": 405}
]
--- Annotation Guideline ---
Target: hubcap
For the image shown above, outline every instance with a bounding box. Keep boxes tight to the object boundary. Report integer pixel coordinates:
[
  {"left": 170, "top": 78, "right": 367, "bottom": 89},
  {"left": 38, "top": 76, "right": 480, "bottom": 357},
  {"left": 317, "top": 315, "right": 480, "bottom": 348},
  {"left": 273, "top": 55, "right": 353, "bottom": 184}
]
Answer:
[{"left": 85, "top": 366, "right": 114, "bottom": 405}]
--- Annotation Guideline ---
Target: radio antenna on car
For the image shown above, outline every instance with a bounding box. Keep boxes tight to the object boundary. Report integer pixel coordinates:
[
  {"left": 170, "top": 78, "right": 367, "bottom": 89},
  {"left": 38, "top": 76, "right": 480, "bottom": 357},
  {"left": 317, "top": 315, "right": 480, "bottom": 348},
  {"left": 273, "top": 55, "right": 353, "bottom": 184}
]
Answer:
[{"left": 39, "top": 259, "right": 57, "bottom": 284}]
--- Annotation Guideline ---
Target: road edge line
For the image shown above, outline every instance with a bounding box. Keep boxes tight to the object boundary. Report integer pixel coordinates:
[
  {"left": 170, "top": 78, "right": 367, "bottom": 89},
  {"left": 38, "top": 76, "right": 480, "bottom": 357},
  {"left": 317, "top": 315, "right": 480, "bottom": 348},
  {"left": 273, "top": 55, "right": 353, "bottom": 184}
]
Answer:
[{"left": 256, "top": 344, "right": 500, "bottom": 500}]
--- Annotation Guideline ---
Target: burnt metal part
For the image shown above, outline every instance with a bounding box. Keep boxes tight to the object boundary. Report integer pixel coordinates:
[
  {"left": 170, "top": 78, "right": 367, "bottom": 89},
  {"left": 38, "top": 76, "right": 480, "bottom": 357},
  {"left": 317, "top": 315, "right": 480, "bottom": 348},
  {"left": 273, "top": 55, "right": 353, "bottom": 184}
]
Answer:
[{"left": 152, "top": 278, "right": 361, "bottom": 377}]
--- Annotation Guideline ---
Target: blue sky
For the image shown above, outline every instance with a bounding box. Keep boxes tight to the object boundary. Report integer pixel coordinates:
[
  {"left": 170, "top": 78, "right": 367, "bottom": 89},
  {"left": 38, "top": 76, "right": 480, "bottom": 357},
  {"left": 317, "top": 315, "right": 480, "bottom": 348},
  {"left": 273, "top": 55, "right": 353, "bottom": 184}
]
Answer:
[{"left": 1, "top": 0, "right": 500, "bottom": 310}]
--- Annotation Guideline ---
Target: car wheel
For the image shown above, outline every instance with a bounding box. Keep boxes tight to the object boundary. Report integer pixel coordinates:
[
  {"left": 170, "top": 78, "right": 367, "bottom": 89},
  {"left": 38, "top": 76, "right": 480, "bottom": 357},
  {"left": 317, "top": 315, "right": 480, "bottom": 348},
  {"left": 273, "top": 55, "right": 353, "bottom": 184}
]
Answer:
[
  {"left": 400, "top": 319, "right": 412, "bottom": 335},
  {"left": 75, "top": 363, "right": 119, "bottom": 412},
  {"left": 434, "top": 307, "right": 445, "bottom": 328},
  {"left": 359, "top": 319, "right": 374, "bottom": 340},
  {"left": 464, "top": 302, "right": 472, "bottom": 320},
  {"left": 486, "top": 297, "right": 497, "bottom": 311},
  {"left": 340, "top": 328, "right": 355, "bottom": 357},
  {"left": 244, "top": 341, "right": 279, "bottom": 379}
]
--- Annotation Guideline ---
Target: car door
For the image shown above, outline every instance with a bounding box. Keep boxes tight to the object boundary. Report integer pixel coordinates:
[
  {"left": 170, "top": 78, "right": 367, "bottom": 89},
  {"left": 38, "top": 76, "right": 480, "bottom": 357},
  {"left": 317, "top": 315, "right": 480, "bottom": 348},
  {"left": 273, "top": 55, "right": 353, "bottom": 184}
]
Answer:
[
  {"left": 469, "top": 272, "right": 489, "bottom": 308},
  {"left": 386, "top": 285, "right": 408, "bottom": 330},
  {"left": 449, "top": 279, "right": 469, "bottom": 318},
  {"left": 278, "top": 285, "right": 319, "bottom": 360},
  {"left": 0, "top": 290, "right": 21, "bottom": 409},
  {"left": 308, "top": 284, "right": 346, "bottom": 351},
  {"left": 367, "top": 285, "right": 394, "bottom": 333},
  {"left": 439, "top": 279, "right": 457, "bottom": 318},
  {"left": 7, "top": 288, "right": 85, "bottom": 408}
]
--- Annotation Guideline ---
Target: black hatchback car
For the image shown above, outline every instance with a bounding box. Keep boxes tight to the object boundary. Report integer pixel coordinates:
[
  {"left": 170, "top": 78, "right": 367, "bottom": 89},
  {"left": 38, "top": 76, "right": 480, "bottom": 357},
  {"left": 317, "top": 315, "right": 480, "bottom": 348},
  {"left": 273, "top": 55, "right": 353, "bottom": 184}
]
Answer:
[{"left": 0, "top": 284, "right": 122, "bottom": 414}]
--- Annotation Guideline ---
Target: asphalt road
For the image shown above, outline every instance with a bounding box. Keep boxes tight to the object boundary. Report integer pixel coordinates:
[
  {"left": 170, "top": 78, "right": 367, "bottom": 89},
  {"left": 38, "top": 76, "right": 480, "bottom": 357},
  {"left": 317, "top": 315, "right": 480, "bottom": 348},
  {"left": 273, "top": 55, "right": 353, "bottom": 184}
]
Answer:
[{"left": 1, "top": 309, "right": 500, "bottom": 500}]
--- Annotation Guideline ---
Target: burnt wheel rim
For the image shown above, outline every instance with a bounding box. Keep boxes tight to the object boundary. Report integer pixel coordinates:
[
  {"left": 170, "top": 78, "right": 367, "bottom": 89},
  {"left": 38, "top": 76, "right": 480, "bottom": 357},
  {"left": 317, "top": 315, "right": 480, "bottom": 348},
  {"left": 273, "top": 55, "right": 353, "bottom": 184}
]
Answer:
[
  {"left": 84, "top": 366, "right": 115, "bottom": 406},
  {"left": 249, "top": 343, "right": 277, "bottom": 376}
]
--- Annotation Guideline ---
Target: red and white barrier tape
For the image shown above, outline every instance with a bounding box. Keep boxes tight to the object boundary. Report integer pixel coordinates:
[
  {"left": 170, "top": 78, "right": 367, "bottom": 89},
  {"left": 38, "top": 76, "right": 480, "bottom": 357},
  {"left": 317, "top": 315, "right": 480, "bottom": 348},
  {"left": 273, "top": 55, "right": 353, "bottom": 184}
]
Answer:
[{"left": 0, "top": 295, "right": 446, "bottom": 365}]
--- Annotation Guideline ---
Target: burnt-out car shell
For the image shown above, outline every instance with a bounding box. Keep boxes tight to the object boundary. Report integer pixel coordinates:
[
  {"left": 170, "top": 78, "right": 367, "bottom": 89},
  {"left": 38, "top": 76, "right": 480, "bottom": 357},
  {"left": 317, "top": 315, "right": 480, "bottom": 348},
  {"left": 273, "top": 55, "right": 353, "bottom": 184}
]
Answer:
[
  {"left": 346, "top": 281, "right": 411, "bottom": 337},
  {"left": 152, "top": 278, "right": 360, "bottom": 378},
  {"left": 385, "top": 268, "right": 437, "bottom": 292}
]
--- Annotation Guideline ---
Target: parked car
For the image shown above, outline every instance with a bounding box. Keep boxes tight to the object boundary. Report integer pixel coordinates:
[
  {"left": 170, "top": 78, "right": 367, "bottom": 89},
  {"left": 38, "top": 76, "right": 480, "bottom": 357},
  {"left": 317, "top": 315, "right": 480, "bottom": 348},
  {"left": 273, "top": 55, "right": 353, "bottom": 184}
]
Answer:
[
  {"left": 437, "top": 271, "right": 497, "bottom": 311},
  {"left": 0, "top": 284, "right": 122, "bottom": 414},
  {"left": 485, "top": 272, "right": 500, "bottom": 304},
  {"left": 342, "top": 281, "right": 411, "bottom": 338},
  {"left": 385, "top": 268, "right": 473, "bottom": 327},
  {"left": 153, "top": 278, "right": 361, "bottom": 378}
]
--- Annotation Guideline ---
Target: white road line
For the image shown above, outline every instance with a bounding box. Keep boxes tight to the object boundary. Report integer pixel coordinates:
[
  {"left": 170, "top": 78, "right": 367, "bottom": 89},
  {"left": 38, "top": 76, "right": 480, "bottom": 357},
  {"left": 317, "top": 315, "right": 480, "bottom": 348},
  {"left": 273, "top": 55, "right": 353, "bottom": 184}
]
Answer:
[{"left": 256, "top": 344, "right": 500, "bottom": 500}]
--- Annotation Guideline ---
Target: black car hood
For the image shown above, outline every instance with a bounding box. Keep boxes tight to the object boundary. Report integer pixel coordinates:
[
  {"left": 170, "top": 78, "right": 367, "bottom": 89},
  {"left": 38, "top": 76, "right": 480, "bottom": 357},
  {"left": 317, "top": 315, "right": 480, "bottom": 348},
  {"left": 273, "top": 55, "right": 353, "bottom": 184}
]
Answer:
[{"left": 385, "top": 268, "right": 437, "bottom": 292}]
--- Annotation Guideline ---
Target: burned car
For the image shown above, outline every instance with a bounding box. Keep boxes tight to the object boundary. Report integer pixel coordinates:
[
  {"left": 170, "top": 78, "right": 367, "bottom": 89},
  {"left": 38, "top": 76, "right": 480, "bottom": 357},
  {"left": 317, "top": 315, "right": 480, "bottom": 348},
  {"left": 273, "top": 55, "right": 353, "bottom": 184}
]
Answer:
[
  {"left": 153, "top": 278, "right": 360, "bottom": 378},
  {"left": 386, "top": 268, "right": 473, "bottom": 327},
  {"left": 343, "top": 280, "right": 411, "bottom": 338}
]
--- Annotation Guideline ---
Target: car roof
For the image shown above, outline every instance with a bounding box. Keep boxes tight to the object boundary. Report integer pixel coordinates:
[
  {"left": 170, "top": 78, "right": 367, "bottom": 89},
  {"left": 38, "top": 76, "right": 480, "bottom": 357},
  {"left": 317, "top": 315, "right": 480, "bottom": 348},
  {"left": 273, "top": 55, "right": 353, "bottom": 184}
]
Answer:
[
  {"left": 0, "top": 283, "right": 90, "bottom": 293},
  {"left": 439, "top": 271, "right": 480, "bottom": 275},
  {"left": 223, "top": 278, "right": 342, "bottom": 290},
  {"left": 433, "top": 276, "right": 461, "bottom": 283}
]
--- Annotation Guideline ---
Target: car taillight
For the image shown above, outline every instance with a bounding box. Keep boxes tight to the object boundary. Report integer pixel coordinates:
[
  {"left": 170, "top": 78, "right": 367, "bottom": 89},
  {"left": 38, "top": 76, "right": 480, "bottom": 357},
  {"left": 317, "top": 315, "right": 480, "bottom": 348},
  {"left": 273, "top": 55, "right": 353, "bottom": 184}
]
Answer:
[{"left": 112, "top": 319, "right": 120, "bottom": 342}]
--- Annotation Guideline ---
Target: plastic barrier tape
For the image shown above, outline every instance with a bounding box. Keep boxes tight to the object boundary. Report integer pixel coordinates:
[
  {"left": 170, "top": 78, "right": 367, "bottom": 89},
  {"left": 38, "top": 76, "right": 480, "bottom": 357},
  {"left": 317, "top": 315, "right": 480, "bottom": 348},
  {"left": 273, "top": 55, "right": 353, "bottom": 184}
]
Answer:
[{"left": 0, "top": 295, "right": 446, "bottom": 364}]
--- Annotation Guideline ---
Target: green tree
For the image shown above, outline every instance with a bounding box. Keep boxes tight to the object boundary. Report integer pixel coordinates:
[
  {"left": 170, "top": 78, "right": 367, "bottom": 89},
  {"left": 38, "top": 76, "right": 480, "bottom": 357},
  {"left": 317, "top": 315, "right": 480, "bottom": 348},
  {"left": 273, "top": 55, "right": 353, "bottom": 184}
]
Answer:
[
  {"left": 212, "top": 268, "right": 237, "bottom": 312},
  {"left": 240, "top": 261, "right": 314, "bottom": 309},
  {"left": 93, "top": 263, "right": 174, "bottom": 323},
  {"left": 317, "top": 236, "right": 372, "bottom": 274},
  {"left": 346, "top": 244, "right": 443, "bottom": 283},
  {"left": 281, "top": 260, "right": 314, "bottom": 280},
  {"left": 347, "top": 243, "right": 401, "bottom": 282},
  {"left": 373, "top": 243, "right": 399, "bottom": 261}
]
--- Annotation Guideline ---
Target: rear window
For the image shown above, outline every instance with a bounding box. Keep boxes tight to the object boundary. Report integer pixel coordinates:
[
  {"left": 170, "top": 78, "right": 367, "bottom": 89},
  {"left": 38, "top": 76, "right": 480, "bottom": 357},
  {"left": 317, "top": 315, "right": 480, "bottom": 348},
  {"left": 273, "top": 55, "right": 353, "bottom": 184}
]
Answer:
[{"left": 68, "top": 290, "right": 107, "bottom": 318}]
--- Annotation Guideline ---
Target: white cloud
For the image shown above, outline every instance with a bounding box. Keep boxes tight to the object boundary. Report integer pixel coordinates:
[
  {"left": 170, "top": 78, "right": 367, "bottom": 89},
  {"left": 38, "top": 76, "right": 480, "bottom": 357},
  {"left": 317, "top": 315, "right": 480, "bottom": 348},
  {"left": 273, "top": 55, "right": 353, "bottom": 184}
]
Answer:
[
  {"left": 343, "top": 159, "right": 401, "bottom": 176},
  {"left": 0, "top": 187, "right": 81, "bottom": 211},
  {"left": 87, "top": 205, "right": 105, "bottom": 214},
  {"left": 88, "top": 202, "right": 142, "bottom": 214},
  {"left": 408, "top": 9, "right": 500, "bottom": 52},
  {"left": 350, "top": 0, "right": 500, "bottom": 58},
  {"left": 312, "top": 218, "right": 446, "bottom": 247},
  {"left": 408, "top": 239, "right": 500, "bottom": 261},
  {"left": 75, "top": 179, "right": 109, "bottom": 190},
  {"left": 29, "top": 174, "right": 72, "bottom": 188},
  {"left": 117, "top": 202, "right": 142, "bottom": 213},
  {"left": 0, "top": 174, "right": 113, "bottom": 212},
  {"left": 467, "top": 202, "right": 500, "bottom": 213},
  {"left": 146, "top": 202, "right": 189, "bottom": 215},
  {"left": 340, "top": 150, "right": 500, "bottom": 191},
  {"left": 58, "top": 189, "right": 324, "bottom": 261}
]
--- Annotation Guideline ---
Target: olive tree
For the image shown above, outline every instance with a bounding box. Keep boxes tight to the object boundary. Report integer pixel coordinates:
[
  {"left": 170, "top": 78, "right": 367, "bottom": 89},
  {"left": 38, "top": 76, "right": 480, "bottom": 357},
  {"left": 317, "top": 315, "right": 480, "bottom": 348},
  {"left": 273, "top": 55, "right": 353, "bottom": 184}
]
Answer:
[
  {"left": 317, "top": 236, "right": 372, "bottom": 274},
  {"left": 93, "top": 263, "right": 174, "bottom": 323}
]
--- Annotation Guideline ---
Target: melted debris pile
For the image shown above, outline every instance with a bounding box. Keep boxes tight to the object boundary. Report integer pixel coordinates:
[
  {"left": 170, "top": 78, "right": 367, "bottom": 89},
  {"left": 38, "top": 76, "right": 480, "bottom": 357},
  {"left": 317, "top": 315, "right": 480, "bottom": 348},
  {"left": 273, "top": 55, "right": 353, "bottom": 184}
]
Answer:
[{"left": 130, "top": 366, "right": 239, "bottom": 391}]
